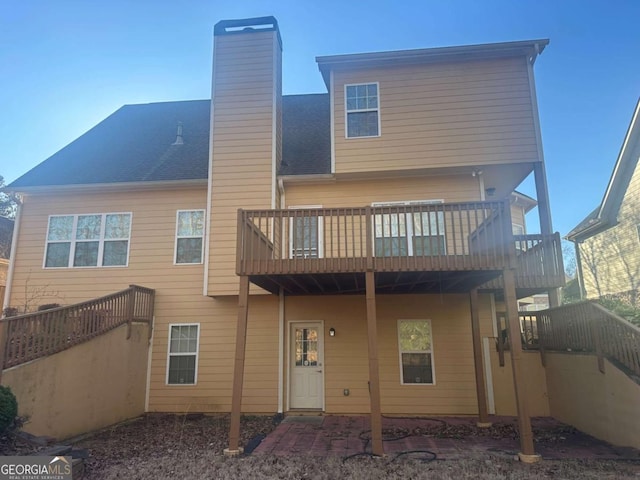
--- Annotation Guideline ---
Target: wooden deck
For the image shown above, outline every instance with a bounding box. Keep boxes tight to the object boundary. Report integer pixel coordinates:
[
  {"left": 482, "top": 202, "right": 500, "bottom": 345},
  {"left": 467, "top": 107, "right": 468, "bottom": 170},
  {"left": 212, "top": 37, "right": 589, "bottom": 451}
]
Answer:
[{"left": 236, "top": 202, "right": 563, "bottom": 296}]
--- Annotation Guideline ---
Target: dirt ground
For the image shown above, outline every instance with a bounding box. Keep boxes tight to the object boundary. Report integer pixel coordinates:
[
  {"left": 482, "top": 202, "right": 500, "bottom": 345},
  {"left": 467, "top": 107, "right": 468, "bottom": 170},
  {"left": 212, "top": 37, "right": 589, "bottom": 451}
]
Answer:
[{"left": 3, "top": 414, "right": 640, "bottom": 479}]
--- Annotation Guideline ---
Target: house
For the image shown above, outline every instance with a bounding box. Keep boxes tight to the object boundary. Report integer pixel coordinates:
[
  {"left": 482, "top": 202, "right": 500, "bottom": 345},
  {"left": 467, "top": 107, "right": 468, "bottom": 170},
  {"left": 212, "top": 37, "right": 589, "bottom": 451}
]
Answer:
[
  {"left": 2, "top": 17, "right": 566, "bottom": 460},
  {"left": 567, "top": 99, "right": 640, "bottom": 304},
  {"left": 0, "top": 216, "right": 13, "bottom": 303}
]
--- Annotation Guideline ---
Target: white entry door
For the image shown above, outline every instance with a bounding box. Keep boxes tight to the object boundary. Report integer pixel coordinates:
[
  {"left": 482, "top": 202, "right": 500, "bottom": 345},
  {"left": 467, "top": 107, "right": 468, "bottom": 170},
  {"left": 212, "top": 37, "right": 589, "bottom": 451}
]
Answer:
[{"left": 290, "top": 322, "right": 324, "bottom": 409}]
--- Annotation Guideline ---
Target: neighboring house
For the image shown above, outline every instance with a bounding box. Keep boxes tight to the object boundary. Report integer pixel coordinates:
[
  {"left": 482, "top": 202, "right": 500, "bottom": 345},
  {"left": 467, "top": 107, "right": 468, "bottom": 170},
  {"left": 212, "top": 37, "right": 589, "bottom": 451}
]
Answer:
[
  {"left": 3, "top": 17, "right": 564, "bottom": 458},
  {"left": 0, "top": 216, "right": 13, "bottom": 302},
  {"left": 0, "top": 216, "right": 13, "bottom": 261},
  {"left": 567, "top": 99, "right": 640, "bottom": 303}
]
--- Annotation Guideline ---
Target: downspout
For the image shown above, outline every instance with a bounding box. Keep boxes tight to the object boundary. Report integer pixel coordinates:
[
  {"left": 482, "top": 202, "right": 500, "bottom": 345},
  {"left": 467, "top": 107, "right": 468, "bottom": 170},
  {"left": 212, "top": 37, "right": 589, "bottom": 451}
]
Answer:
[
  {"left": 473, "top": 169, "right": 485, "bottom": 201},
  {"left": 203, "top": 36, "right": 217, "bottom": 297},
  {"left": 277, "top": 177, "right": 285, "bottom": 413},
  {"left": 572, "top": 239, "right": 586, "bottom": 299},
  {"left": 278, "top": 290, "right": 284, "bottom": 413},
  {"left": 2, "top": 195, "right": 23, "bottom": 313}
]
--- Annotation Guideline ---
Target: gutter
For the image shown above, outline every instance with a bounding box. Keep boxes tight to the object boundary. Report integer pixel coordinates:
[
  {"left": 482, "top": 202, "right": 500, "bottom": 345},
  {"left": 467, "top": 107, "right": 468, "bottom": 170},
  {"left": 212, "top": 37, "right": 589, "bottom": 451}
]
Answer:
[{"left": 4, "top": 179, "right": 207, "bottom": 195}]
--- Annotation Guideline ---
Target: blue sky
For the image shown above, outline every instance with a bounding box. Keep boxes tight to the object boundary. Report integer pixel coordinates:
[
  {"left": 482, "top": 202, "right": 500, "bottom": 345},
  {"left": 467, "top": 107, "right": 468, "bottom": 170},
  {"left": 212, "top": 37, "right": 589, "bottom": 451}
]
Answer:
[{"left": 1, "top": 0, "right": 638, "bottom": 236}]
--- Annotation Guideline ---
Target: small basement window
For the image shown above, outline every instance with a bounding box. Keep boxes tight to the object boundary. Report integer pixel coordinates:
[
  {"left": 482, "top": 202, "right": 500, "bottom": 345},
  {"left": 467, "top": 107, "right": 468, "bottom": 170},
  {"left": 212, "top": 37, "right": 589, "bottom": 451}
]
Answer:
[
  {"left": 397, "top": 319, "right": 434, "bottom": 385},
  {"left": 167, "top": 324, "right": 199, "bottom": 385}
]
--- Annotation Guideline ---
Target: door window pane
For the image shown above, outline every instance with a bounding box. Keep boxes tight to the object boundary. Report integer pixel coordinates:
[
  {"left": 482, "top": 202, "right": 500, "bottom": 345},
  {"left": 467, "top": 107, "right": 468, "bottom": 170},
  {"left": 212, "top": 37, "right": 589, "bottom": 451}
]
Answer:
[{"left": 295, "top": 328, "right": 318, "bottom": 366}]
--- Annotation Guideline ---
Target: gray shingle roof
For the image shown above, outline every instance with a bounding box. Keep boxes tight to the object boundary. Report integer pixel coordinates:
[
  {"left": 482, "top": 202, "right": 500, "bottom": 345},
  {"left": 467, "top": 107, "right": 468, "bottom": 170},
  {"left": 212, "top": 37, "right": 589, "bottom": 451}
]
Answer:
[
  {"left": 9, "top": 94, "right": 331, "bottom": 188},
  {"left": 281, "top": 94, "right": 330, "bottom": 175}
]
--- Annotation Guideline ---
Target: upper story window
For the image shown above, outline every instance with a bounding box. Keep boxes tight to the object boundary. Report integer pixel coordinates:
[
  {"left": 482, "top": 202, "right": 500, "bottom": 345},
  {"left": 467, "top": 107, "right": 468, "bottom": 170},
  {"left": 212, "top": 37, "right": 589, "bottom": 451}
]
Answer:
[
  {"left": 175, "top": 210, "right": 205, "bottom": 264},
  {"left": 345, "top": 83, "right": 380, "bottom": 138},
  {"left": 44, "top": 213, "right": 131, "bottom": 268}
]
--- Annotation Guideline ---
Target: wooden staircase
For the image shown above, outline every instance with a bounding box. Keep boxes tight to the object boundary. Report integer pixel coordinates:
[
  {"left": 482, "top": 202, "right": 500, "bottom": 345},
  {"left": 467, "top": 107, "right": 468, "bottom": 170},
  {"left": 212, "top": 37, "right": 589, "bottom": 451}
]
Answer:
[{"left": 0, "top": 285, "right": 155, "bottom": 376}]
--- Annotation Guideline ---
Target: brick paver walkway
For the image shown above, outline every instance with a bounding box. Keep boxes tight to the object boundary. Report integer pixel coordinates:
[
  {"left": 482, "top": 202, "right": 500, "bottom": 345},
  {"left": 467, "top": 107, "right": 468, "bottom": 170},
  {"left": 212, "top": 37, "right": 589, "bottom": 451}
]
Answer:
[{"left": 254, "top": 415, "right": 639, "bottom": 460}]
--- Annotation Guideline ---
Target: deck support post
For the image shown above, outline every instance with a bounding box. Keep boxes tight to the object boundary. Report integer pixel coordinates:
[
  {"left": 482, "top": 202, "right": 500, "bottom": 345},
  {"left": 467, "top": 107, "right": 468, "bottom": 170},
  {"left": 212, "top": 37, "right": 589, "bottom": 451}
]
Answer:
[
  {"left": 503, "top": 268, "right": 540, "bottom": 462},
  {"left": 365, "top": 271, "right": 384, "bottom": 457},
  {"left": 469, "top": 288, "right": 490, "bottom": 427},
  {"left": 533, "top": 162, "right": 560, "bottom": 308},
  {"left": 226, "top": 275, "right": 250, "bottom": 456},
  {"left": 0, "top": 320, "right": 6, "bottom": 384}
]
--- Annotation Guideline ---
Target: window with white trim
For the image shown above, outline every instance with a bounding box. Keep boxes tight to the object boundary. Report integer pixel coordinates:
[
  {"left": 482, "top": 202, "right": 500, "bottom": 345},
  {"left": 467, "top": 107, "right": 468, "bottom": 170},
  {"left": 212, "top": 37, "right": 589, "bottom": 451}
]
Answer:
[
  {"left": 512, "top": 223, "right": 525, "bottom": 236},
  {"left": 175, "top": 210, "right": 205, "bottom": 264},
  {"left": 44, "top": 213, "right": 131, "bottom": 268},
  {"left": 289, "top": 206, "right": 323, "bottom": 259},
  {"left": 373, "top": 201, "right": 445, "bottom": 256},
  {"left": 398, "top": 319, "right": 434, "bottom": 384},
  {"left": 345, "top": 83, "right": 379, "bottom": 138},
  {"left": 167, "top": 324, "right": 199, "bottom": 385}
]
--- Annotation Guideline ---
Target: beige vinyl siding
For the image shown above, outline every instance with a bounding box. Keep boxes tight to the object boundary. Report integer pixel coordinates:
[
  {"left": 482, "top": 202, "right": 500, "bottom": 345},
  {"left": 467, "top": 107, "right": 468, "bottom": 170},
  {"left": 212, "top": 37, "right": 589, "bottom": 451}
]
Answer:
[
  {"left": 8, "top": 187, "right": 281, "bottom": 414},
  {"left": 285, "top": 174, "right": 481, "bottom": 207},
  {"left": 580, "top": 158, "right": 640, "bottom": 298},
  {"left": 286, "top": 294, "right": 480, "bottom": 415},
  {"left": 148, "top": 295, "right": 279, "bottom": 413},
  {"left": 10, "top": 188, "right": 208, "bottom": 303},
  {"left": 208, "top": 31, "right": 280, "bottom": 296},
  {"left": 511, "top": 204, "right": 526, "bottom": 231},
  {"left": 285, "top": 175, "right": 484, "bottom": 261},
  {"left": 332, "top": 57, "right": 538, "bottom": 174}
]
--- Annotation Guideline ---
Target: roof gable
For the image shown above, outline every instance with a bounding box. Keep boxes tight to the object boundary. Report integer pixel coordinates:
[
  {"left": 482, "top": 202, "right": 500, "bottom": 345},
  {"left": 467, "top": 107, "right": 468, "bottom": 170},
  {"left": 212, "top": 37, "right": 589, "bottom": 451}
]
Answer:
[{"left": 567, "top": 98, "right": 640, "bottom": 241}]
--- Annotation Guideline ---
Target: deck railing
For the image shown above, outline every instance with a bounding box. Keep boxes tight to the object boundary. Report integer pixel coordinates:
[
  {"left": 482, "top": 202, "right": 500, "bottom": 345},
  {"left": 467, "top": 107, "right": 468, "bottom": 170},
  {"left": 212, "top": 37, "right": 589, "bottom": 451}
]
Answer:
[
  {"left": 0, "top": 285, "right": 155, "bottom": 370},
  {"left": 482, "top": 233, "right": 564, "bottom": 290},
  {"left": 521, "top": 301, "right": 640, "bottom": 378},
  {"left": 494, "top": 312, "right": 541, "bottom": 366},
  {"left": 237, "top": 200, "right": 515, "bottom": 276}
]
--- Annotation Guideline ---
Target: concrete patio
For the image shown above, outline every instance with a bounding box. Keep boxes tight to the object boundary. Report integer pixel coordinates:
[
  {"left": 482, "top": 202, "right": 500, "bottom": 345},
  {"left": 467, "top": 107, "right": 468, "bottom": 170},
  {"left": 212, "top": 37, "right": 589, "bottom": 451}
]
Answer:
[{"left": 253, "top": 415, "right": 640, "bottom": 461}]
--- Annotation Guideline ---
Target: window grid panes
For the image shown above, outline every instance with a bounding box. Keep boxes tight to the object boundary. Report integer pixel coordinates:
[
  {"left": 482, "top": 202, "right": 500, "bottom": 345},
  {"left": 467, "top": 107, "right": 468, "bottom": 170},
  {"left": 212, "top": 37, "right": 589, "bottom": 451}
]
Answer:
[
  {"left": 292, "top": 216, "right": 319, "bottom": 259},
  {"left": 44, "top": 213, "right": 131, "bottom": 268},
  {"left": 167, "top": 324, "right": 199, "bottom": 385},
  {"left": 373, "top": 202, "right": 445, "bottom": 257},
  {"left": 294, "top": 328, "right": 318, "bottom": 367},
  {"left": 346, "top": 83, "right": 379, "bottom": 138},
  {"left": 175, "top": 210, "right": 205, "bottom": 264},
  {"left": 398, "top": 320, "right": 434, "bottom": 384}
]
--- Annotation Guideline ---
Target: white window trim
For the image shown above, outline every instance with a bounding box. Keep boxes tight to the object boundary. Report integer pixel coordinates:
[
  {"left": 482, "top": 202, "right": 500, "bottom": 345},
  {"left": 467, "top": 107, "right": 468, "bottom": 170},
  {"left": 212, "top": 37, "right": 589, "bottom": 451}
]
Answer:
[
  {"left": 288, "top": 205, "right": 324, "bottom": 259},
  {"left": 372, "top": 200, "right": 446, "bottom": 256},
  {"left": 512, "top": 223, "right": 525, "bottom": 235},
  {"left": 43, "top": 212, "right": 132, "bottom": 269},
  {"left": 344, "top": 82, "right": 381, "bottom": 139},
  {"left": 166, "top": 323, "right": 200, "bottom": 386},
  {"left": 397, "top": 319, "right": 436, "bottom": 386},
  {"left": 174, "top": 209, "right": 206, "bottom": 265}
]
